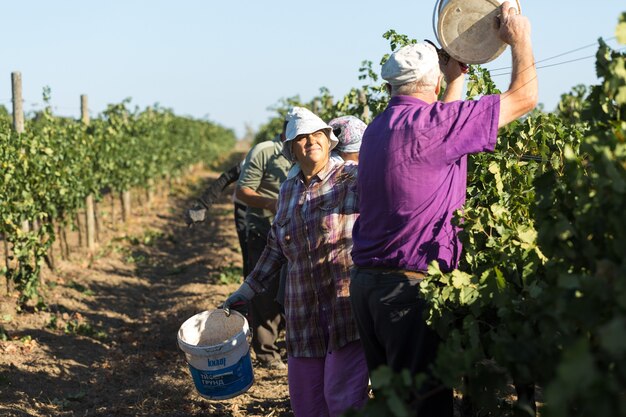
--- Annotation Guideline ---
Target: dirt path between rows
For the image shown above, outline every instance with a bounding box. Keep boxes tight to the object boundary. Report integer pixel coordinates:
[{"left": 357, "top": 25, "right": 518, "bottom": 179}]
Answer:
[{"left": 0, "top": 151, "right": 292, "bottom": 417}]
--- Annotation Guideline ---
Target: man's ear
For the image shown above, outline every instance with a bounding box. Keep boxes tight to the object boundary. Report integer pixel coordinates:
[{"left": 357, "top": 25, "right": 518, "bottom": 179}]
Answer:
[{"left": 435, "top": 75, "right": 443, "bottom": 96}]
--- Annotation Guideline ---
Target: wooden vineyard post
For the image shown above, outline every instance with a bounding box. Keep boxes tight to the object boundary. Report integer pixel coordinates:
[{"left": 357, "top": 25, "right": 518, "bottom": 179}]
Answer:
[
  {"left": 12, "top": 72, "right": 29, "bottom": 234},
  {"left": 312, "top": 99, "right": 320, "bottom": 115},
  {"left": 75, "top": 212, "right": 83, "bottom": 247},
  {"left": 93, "top": 198, "right": 101, "bottom": 241},
  {"left": 2, "top": 234, "right": 10, "bottom": 294},
  {"left": 2, "top": 235, "right": 9, "bottom": 271},
  {"left": 80, "top": 94, "right": 89, "bottom": 125},
  {"left": 11, "top": 72, "right": 24, "bottom": 134},
  {"left": 146, "top": 179, "right": 154, "bottom": 207},
  {"left": 82, "top": 95, "right": 97, "bottom": 252},
  {"left": 325, "top": 96, "right": 333, "bottom": 111},
  {"left": 121, "top": 191, "right": 131, "bottom": 223}
]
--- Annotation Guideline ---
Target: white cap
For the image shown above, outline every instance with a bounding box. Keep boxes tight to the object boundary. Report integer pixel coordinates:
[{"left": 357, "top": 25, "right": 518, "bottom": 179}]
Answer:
[
  {"left": 381, "top": 42, "right": 439, "bottom": 86},
  {"left": 282, "top": 107, "right": 338, "bottom": 162}
]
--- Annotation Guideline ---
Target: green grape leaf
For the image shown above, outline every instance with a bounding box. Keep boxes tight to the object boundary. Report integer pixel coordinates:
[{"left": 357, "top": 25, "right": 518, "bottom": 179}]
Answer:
[
  {"left": 616, "top": 19, "right": 626, "bottom": 44},
  {"left": 516, "top": 225, "right": 537, "bottom": 245},
  {"left": 451, "top": 270, "right": 471, "bottom": 288},
  {"left": 616, "top": 85, "right": 626, "bottom": 105},
  {"left": 598, "top": 318, "right": 626, "bottom": 356}
]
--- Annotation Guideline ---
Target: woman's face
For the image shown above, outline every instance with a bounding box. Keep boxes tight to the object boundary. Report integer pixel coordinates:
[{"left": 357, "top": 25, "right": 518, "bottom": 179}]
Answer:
[{"left": 291, "top": 130, "right": 330, "bottom": 166}]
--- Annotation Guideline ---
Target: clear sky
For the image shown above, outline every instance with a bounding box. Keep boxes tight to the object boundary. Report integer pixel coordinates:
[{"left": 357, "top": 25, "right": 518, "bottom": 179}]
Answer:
[{"left": 2, "top": 1, "right": 624, "bottom": 138}]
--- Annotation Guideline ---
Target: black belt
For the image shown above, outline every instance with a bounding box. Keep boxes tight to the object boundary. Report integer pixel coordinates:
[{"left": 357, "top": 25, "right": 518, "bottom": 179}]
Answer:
[{"left": 356, "top": 267, "right": 426, "bottom": 281}]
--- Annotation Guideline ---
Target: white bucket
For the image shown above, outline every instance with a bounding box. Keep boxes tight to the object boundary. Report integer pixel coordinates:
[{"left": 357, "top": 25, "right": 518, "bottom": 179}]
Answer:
[
  {"left": 433, "top": 0, "right": 522, "bottom": 64},
  {"left": 177, "top": 309, "right": 254, "bottom": 400}
]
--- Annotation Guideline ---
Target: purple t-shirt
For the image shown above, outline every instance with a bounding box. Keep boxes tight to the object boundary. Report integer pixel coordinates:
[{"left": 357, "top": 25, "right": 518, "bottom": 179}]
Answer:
[{"left": 352, "top": 94, "right": 500, "bottom": 272}]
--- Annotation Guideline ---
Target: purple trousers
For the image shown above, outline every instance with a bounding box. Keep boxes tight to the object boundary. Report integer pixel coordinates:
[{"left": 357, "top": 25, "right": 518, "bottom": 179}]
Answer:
[{"left": 287, "top": 340, "right": 369, "bottom": 417}]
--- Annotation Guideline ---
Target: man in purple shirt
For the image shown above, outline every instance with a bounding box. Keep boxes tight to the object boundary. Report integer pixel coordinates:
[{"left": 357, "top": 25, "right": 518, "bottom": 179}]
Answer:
[{"left": 350, "top": 3, "right": 538, "bottom": 416}]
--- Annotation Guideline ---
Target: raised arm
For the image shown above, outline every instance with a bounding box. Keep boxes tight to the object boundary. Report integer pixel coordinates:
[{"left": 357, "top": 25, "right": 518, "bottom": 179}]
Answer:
[
  {"left": 198, "top": 163, "right": 241, "bottom": 208},
  {"left": 441, "top": 56, "right": 468, "bottom": 103},
  {"left": 185, "top": 163, "right": 243, "bottom": 225},
  {"left": 235, "top": 187, "right": 278, "bottom": 214},
  {"left": 222, "top": 222, "right": 286, "bottom": 315},
  {"left": 497, "top": 1, "right": 538, "bottom": 128},
  {"left": 236, "top": 146, "right": 279, "bottom": 214}
]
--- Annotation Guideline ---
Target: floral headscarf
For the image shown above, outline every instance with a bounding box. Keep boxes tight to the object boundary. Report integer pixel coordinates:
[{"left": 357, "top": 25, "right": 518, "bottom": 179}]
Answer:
[{"left": 329, "top": 116, "right": 367, "bottom": 153}]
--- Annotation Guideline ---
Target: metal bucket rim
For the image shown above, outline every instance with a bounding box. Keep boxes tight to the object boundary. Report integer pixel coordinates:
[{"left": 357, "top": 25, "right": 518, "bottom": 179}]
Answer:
[{"left": 433, "top": 0, "right": 522, "bottom": 64}]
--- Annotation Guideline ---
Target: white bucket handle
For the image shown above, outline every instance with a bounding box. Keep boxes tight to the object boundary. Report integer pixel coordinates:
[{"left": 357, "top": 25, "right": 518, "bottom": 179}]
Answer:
[{"left": 432, "top": 0, "right": 445, "bottom": 45}]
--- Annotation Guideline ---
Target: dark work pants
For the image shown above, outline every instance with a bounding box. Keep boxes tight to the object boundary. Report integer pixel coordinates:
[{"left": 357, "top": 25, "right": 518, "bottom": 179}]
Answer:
[
  {"left": 233, "top": 202, "right": 249, "bottom": 276},
  {"left": 247, "top": 222, "right": 285, "bottom": 363},
  {"left": 349, "top": 268, "right": 453, "bottom": 417}
]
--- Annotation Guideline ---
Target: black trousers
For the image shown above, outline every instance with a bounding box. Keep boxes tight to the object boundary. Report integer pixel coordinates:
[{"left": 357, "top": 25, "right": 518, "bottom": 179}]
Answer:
[
  {"left": 349, "top": 268, "right": 453, "bottom": 417},
  {"left": 233, "top": 202, "right": 249, "bottom": 276},
  {"left": 246, "top": 219, "right": 285, "bottom": 363}
]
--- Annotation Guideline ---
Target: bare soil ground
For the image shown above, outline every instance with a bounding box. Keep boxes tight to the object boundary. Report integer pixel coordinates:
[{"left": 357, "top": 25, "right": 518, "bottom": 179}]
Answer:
[{"left": 0, "top": 151, "right": 292, "bottom": 417}]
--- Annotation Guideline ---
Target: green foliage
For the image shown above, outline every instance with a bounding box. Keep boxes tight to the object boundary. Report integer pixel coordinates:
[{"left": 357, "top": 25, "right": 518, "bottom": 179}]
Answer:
[
  {"left": 616, "top": 13, "right": 626, "bottom": 46},
  {"left": 466, "top": 65, "right": 500, "bottom": 97},
  {"left": 0, "top": 94, "right": 236, "bottom": 304},
  {"left": 420, "top": 14, "right": 626, "bottom": 417},
  {"left": 532, "top": 24, "right": 626, "bottom": 417},
  {"left": 253, "top": 96, "right": 304, "bottom": 145},
  {"left": 66, "top": 281, "right": 94, "bottom": 296},
  {"left": 556, "top": 85, "right": 590, "bottom": 122},
  {"left": 47, "top": 312, "right": 107, "bottom": 340},
  {"left": 215, "top": 263, "right": 243, "bottom": 285},
  {"left": 0, "top": 326, "right": 8, "bottom": 341},
  {"left": 343, "top": 366, "right": 428, "bottom": 417},
  {"left": 125, "top": 229, "right": 164, "bottom": 247},
  {"left": 381, "top": 29, "right": 417, "bottom": 65},
  {"left": 252, "top": 30, "right": 417, "bottom": 140}
]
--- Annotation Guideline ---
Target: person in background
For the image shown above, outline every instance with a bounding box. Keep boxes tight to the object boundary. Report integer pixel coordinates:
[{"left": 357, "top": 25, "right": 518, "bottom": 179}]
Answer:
[
  {"left": 349, "top": 3, "right": 537, "bottom": 416},
  {"left": 329, "top": 115, "right": 366, "bottom": 164},
  {"left": 235, "top": 120, "right": 291, "bottom": 369},
  {"left": 185, "top": 162, "right": 249, "bottom": 274},
  {"left": 224, "top": 107, "right": 369, "bottom": 417}
]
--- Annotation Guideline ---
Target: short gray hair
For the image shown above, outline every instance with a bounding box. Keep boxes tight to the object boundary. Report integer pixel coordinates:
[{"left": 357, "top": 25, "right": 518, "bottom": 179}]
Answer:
[{"left": 390, "top": 65, "right": 440, "bottom": 96}]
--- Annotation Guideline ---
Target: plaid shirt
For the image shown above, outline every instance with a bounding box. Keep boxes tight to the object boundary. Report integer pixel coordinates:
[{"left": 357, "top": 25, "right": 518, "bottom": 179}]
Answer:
[{"left": 246, "top": 159, "right": 360, "bottom": 358}]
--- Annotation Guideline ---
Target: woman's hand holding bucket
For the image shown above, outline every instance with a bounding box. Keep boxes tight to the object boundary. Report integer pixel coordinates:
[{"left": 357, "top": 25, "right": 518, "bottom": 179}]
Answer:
[{"left": 222, "top": 281, "right": 255, "bottom": 316}]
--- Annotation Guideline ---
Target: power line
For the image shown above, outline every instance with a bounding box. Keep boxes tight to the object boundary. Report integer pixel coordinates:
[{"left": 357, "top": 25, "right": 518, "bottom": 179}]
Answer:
[
  {"left": 489, "top": 46, "right": 626, "bottom": 77},
  {"left": 2, "top": 99, "right": 82, "bottom": 114},
  {"left": 488, "top": 36, "right": 618, "bottom": 72}
]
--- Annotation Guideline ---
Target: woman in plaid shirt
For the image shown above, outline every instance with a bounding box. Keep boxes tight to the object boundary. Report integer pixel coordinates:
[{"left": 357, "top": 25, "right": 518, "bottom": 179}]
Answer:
[{"left": 224, "top": 107, "right": 369, "bottom": 417}]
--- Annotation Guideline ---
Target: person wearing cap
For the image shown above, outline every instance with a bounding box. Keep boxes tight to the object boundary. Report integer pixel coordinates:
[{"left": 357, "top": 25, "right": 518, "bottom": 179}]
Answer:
[
  {"left": 224, "top": 107, "right": 369, "bottom": 417},
  {"left": 235, "top": 119, "right": 292, "bottom": 370},
  {"left": 329, "top": 115, "right": 366, "bottom": 163},
  {"left": 283, "top": 114, "right": 367, "bottom": 180},
  {"left": 350, "top": 2, "right": 537, "bottom": 416}
]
